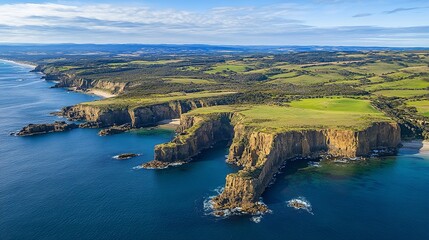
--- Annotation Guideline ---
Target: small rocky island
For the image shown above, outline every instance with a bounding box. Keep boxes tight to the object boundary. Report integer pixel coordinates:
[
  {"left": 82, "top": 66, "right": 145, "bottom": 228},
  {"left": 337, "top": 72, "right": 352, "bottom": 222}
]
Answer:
[{"left": 114, "top": 153, "right": 140, "bottom": 160}]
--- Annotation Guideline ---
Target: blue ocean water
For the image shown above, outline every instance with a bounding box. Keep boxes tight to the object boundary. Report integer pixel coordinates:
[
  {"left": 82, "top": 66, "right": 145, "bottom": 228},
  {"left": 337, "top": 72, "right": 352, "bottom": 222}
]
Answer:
[{"left": 0, "top": 60, "right": 428, "bottom": 240}]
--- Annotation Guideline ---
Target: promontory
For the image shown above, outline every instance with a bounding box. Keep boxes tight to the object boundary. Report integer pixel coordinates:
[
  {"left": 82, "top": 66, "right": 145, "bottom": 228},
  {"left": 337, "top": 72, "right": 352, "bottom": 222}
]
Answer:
[{"left": 144, "top": 98, "right": 401, "bottom": 214}]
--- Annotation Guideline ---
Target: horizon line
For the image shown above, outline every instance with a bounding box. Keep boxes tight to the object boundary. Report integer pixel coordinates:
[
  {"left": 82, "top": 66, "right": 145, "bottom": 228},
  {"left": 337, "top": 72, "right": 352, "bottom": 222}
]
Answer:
[{"left": 0, "top": 43, "right": 427, "bottom": 49}]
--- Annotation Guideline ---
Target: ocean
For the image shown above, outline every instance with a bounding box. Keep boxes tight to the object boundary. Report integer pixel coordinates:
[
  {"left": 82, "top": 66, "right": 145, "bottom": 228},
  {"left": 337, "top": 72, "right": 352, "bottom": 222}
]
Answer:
[{"left": 0, "top": 60, "right": 428, "bottom": 239}]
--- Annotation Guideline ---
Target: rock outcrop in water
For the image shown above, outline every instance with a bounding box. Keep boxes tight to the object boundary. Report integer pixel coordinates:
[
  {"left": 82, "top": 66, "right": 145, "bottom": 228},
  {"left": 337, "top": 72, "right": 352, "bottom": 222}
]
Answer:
[
  {"left": 146, "top": 112, "right": 401, "bottom": 214},
  {"left": 16, "top": 121, "right": 78, "bottom": 136},
  {"left": 98, "top": 124, "right": 132, "bottom": 136},
  {"left": 114, "top": 153, "right": 139, "bottom": 160}
]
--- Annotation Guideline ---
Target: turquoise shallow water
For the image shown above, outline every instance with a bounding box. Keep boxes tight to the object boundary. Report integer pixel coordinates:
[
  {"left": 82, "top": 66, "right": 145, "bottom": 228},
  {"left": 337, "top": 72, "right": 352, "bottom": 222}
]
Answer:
[{"left": 0, "top": 60, "right": 428, "bottom": 240}]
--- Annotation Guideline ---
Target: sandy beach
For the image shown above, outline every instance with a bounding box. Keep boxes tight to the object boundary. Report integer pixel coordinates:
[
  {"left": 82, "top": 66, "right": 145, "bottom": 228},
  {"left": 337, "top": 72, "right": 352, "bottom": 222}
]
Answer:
[
  {"left": 88, "top": 89, "right": 117, "bottom": 98},
  {"left": 157, "top": 118, "right": 181, "bottom": 129},
  {"left": 0, "top": 59, "right": 37, "bottom": 69},
  {"left": 421, "top": 141, "right": 429, "bottom": 155}
]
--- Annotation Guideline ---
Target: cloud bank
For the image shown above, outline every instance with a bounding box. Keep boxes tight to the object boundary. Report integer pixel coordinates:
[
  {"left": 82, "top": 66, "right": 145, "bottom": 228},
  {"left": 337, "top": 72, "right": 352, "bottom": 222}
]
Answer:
[{"left": 0, "top": 3, "right": 427, "bottom": 46}]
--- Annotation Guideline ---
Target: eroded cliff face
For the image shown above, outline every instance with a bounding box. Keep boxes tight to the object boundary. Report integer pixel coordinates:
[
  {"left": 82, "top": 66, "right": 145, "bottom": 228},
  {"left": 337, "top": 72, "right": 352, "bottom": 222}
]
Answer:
[
  {"left": 54, "top": 74, "right": 129, "bottom": 94},
  {"left": 213, "top": 122, "right": 400, "bottom": 213},
  {"left": 151, "top": 113, "right": 234, "bottom": 164},
  {"left": 36, "top": 66, "right": 129, "bottom": 94},
  {"left": 61, "top": 99, "right": 212, "bottom": 128},
  {"left": 61, "top": 105, "right": 131, "bottom": 127},
  {"left": 148, "top": 112, "right": 401, "bottom": 214},
  {"left": 129, "top": 100, "right": 208, "bottom": 127}
]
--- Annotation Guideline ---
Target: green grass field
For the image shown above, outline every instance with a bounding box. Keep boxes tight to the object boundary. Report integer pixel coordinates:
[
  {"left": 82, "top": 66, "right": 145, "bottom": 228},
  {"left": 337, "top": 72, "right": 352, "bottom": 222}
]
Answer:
[
  {"left": 268, "top": 73, "right": 348, "bottom": 85},
  {"left": 266, "top": 64, "right": 369, "bottom": 85},
  {"left": 108, "top": 60, "right": 182, "bottom": 67},
  {"left": 407, "top": 100, "right": 429, "bottom": 117},
  {"left": 162, "top": 78, "right": 215, "bottom": 84},
  {"left": 400, "top": 66, "right": 429, "bottom": 73},
  {"left": 57, "top": 66, "right": 78, "bottom": 71},
  {"left": 288, "top": 98, "right": 379, "bottom": 113},
  {"left": 82, "top": 91, "right": 236, "bottom": 109},
  {"left": 354, "top": 62, "right": 403, "bottom": 75},
  {"left": 205, "top": 62, "right": 248, "bottom": 74},
  {"left": 362, "top": 77, "right": 429, "bottom": 91},
  {"left": 188, "top": 98, "right": 391, "bottom": 132},
  {"left": 373, "top": 90, "right": 429, "bottom": 98}
]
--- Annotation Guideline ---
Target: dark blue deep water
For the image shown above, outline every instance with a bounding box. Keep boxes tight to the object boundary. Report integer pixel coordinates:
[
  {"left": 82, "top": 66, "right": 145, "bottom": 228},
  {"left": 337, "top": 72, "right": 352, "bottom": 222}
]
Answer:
[{"left": 1, "top": 60, "right": 428, "bottom": 240}]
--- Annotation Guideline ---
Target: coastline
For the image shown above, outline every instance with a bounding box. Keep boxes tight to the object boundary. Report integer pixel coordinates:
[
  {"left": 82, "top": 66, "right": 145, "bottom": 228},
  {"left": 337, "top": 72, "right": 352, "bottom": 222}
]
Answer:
[
  {"left": 157, "top": 118, "right": 181, "bottom": 130},
  {"left": 68, "top": 87, "right": 117, "bottom": 99},
  {"left": 401, "top": 140, "right": 429, "bottom": 155},
  {"left": 421, "top": 141, "right": 429, "bottom": 155},
  {"left": 88, "top": 89, "right": 117, "bottom": 98},
  {"left": 0, "top": 59, "right": 37, "bottom": 69},
  {"left": 2, "top": 59, "right": 116, "bottom": 99}
]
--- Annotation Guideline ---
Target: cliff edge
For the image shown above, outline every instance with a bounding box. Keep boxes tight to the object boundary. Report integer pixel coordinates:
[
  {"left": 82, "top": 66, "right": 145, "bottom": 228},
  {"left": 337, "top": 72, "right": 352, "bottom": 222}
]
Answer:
[{"left": 145, "top": 99, "right": 401, "bottom": 214}]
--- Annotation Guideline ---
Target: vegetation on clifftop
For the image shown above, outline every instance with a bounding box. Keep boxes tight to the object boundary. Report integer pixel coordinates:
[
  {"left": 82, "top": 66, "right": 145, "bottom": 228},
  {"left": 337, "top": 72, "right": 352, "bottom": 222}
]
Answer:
[
  {"left": 4, "top": 47, "right": 428, "bottom": 137},
  {"left": 187, "top": 98, "right": 392, "bottom": 132},
  {"left": 407, "top": 100, "right": 429, "bottom": 117},
  {"left": 79, "top": 91, "right": 237, "bottom": 110}
]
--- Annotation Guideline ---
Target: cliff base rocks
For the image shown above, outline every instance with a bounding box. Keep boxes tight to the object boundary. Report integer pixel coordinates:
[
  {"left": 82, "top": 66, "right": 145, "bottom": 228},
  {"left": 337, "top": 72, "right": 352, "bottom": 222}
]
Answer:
[
  {"left": 16, "top": 121, "right": 78, "bottom": 136},
  {"left": 141, "top": 160, "right": 187, "bottom": 169},
  {"left": 99, "top": 124, "right": 132, "bottom": 136}
]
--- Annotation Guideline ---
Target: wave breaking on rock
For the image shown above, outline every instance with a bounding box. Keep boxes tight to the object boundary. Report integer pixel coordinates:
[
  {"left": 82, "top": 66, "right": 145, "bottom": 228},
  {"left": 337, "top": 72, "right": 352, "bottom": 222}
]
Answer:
[
  {"left": 287, "top": 197, "right": 314, "bottom": 215},
  {"left": 203, "top": 187, "right": 270, "bottom": 223}
]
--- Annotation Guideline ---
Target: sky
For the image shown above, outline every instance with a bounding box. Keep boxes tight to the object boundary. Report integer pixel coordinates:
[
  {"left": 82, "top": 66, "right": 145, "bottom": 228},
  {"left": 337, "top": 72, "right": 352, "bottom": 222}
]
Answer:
[{"left": 0, "top": 0, "right": 428, "bottom": 46}]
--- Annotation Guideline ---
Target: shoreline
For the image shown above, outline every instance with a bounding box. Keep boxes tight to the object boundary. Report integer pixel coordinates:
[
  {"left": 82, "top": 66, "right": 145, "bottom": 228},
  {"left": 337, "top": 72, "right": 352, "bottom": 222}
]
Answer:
[
  {"left": 401, "top": 140, "right": 429, "bottom": 155},
  {"left": 88, "top": 89, "right": 117, "bottom": 98},
  {"left": 2, "top": 59, "right": 117, "bottom": 99},
  {"left": 68, "top": 87, "right": 117, "bottom": 99},
  {"left": 0, "top": 59, "right": 37, "bottom": 69},
  {"left": 157, "top": 119, "right": 181, "bottom": 130}
]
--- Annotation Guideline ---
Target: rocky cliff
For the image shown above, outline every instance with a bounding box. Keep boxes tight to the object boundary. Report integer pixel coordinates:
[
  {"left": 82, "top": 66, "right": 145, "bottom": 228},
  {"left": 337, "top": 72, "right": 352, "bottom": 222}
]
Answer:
[
  {"left": 36, "top": 65, "right": 129, "bottom": 94},
  {"left": 60, "top": 99, "right": 213, "bottom": 128},
  {"left": 53, "top": 74, "right": 129, "bottom": 94},
  {"left": 147, "top": 111, "right": 401, "bottom": 214},
  {"left": 213, "top": 121, "right": 400, "bottom": 213},
  {"left": 143, "top": 112, "right": 234, "bottom": 168}
]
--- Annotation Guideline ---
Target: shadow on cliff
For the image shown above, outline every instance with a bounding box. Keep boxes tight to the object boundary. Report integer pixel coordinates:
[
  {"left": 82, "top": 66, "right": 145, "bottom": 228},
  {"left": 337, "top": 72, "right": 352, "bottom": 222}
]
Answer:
[
  {"left": 152, "top": 141, "right": 240, "bottom": 175},
  {"left": 261, "top": 159, "right": 310, "bottom": 205}
]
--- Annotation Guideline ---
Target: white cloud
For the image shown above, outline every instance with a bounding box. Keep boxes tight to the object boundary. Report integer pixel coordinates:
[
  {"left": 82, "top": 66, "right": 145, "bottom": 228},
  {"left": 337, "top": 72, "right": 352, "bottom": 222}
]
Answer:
[
  {"left": 0, "top": 3, "right": 301, "bottom": 31},
  {"left": 0, "top": 2, "right": 427, "bottom": 46}
]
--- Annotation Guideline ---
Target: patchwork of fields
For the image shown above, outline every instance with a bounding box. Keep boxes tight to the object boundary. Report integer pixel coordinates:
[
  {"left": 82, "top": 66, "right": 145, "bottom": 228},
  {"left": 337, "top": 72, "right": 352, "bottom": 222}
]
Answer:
[{"left": 31, "top": 50, "right": 429, "bottom": 125}]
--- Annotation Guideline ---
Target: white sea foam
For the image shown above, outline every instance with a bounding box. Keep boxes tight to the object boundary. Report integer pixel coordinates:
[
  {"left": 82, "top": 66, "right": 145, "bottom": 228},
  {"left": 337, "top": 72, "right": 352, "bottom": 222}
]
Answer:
[
  {"left": 169, "top": 162, "right": 185, "bottom": 166},
  {"left": 113, "top": 154, "right": 140, "bottom": 160},
  {"left": 133, "top": 160, "right": 186, "bottom": 170},
  {"left": 203, "top": 187, "right": 270, "bottom": 222},
  {"left": 132, "top": 165, "right": 144, "bottom": 170},
  {"left": 134, "top": 165, "right": 169, "bottom": 170},
  {"left": 250, "top": 216, "right": 262, "bottom": 223},
  {"left": 308, "top": 161, "right": 321, "bottom": 167}
]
